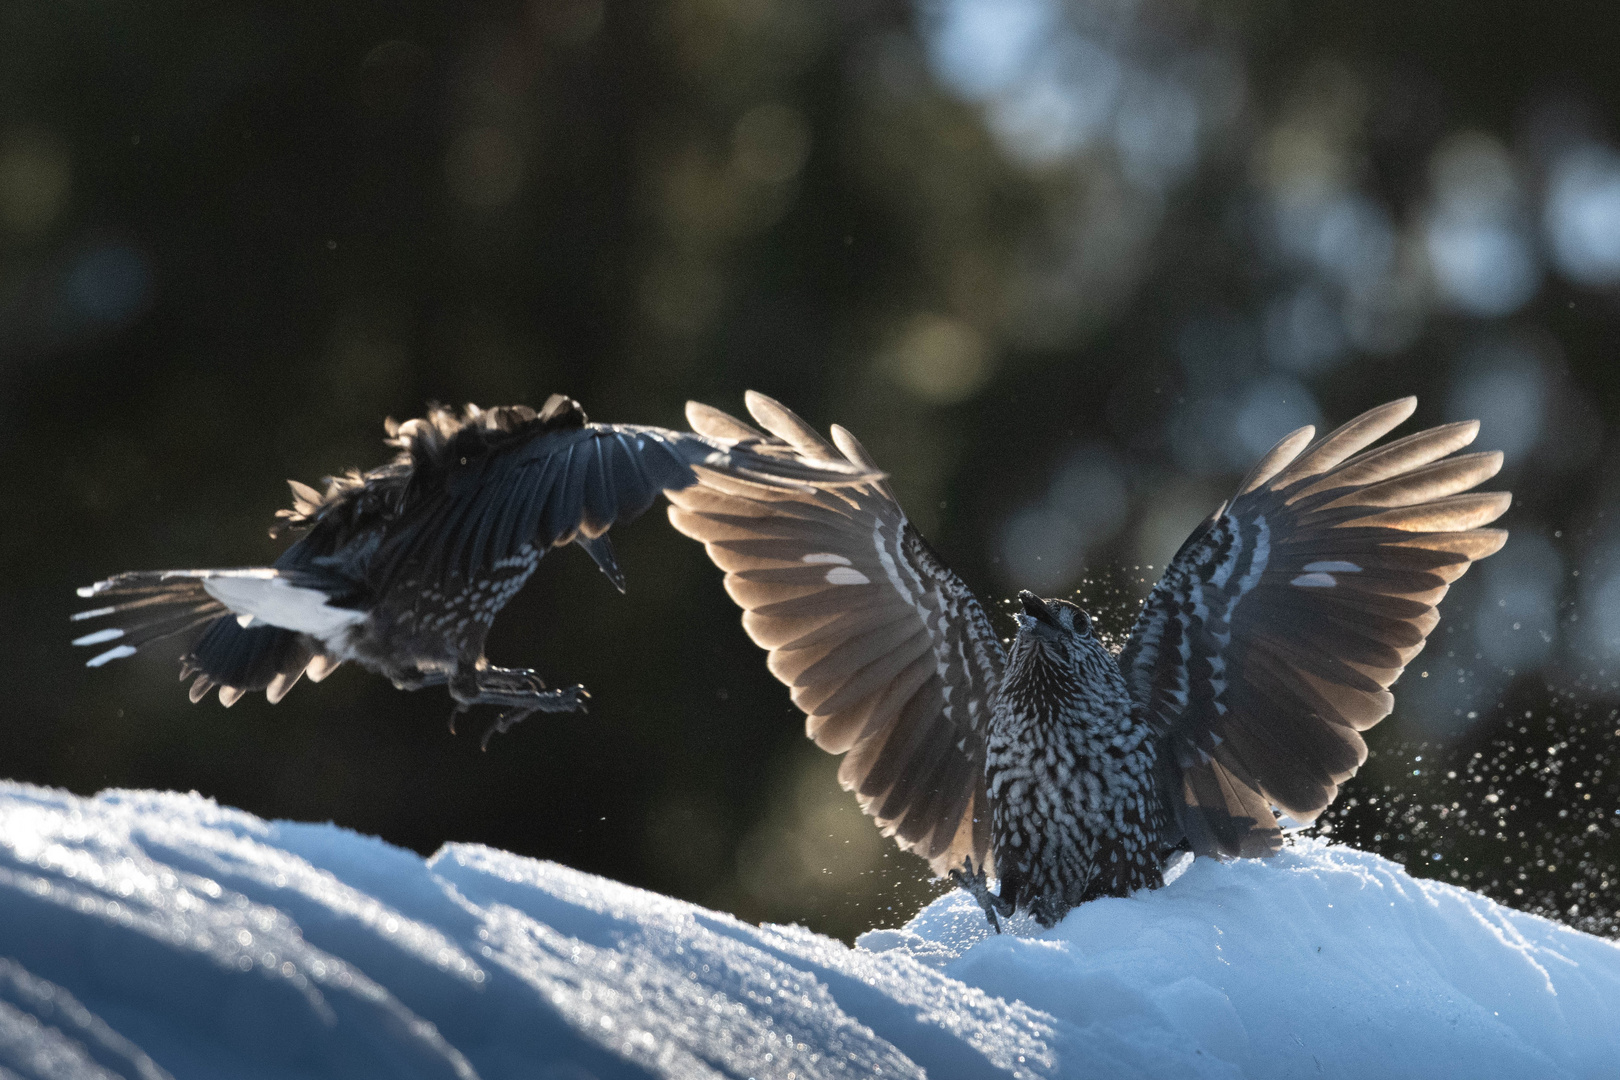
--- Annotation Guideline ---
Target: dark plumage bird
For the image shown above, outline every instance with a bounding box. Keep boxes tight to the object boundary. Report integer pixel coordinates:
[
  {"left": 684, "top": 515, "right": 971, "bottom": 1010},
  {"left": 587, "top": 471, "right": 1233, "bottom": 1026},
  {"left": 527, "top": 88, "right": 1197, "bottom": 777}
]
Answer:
[
  {"left": 74, "top": 394, "right": 871, "bottom": 745},
  {"left": 669, "top": 393, "right": 1510, "bottom": 929}
]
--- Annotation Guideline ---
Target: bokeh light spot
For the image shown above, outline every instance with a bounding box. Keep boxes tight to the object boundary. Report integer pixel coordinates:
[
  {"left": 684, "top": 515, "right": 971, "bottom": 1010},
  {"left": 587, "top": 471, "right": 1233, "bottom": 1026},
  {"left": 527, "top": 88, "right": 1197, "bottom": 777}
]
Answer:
[
  {"left": 1425, "top": 131, "right": 1540, "bottom": 316},
  {"left": 65, "top": 244, "right": 152, "bottom": 328},
  {"left": 880, "top": 313, "right": 993, "bottom": 404},
  {"left": 986, "top": 36, "right": 1121, "bottom": 166},
  {"left": 1425, "top": 214, "right": 1539, "bottom": 317},
  {"left": 924, "top": 0, "right": 1054, "bottom": 102},
  {"left": 1446, "top": 338, "right": 1548, "bottom": 462},
  {"left": 1113, "top": 75, "right": 1200, "bottom": 188},
  {"left": 1311, "top": 193, "right": 1395, "bottom": 287},
  {"left": 1233, "top": 376, "right": 1321, "bottom": 462},
  {"left": 1544, "top": 144, "right": 1620, "bottom": 286},
  {"left": 1263, "top": 284, "right": 1346, "bottom": 374},
  {"left": 0, "top": 129, "right": 71, "bottom": 234}
]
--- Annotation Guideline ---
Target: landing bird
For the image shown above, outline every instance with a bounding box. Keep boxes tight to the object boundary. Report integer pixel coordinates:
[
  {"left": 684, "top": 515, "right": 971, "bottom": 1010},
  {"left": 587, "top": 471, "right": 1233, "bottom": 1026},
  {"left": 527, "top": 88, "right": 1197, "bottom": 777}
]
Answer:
[
  {"left": 74, "top": 395, "right": 871, "bottom": 746},
  {"left": 669, "top": 394, "right": 1509, "bottom": 929}
]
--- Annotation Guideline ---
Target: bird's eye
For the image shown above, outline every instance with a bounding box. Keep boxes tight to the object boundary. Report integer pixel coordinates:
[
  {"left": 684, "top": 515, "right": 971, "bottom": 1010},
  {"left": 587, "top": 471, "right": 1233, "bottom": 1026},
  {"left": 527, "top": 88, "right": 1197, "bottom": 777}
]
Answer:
[{"left": 1073, "top": 610, "right": 1092, "bottom": 635}]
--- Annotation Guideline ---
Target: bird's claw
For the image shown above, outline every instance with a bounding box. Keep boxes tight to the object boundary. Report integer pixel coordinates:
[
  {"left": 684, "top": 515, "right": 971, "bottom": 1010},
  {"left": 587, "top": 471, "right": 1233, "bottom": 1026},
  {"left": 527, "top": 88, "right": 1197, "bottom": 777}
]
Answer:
[
  {"left": 480, "top": 709, "right": 532, "bottom": 751},
  {"left": 949, "top": 856, "right": 1009, "bottom": 934},
  {"left": 478, "top": 686, "right": 589, "bottom": 749}
]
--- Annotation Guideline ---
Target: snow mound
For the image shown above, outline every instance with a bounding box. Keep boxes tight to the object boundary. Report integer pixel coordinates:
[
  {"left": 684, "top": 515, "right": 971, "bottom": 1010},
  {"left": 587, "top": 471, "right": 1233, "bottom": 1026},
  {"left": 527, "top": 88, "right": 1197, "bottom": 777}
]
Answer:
[{"left": 0, "top": 782, "right": 1616, "bottom": 1079}]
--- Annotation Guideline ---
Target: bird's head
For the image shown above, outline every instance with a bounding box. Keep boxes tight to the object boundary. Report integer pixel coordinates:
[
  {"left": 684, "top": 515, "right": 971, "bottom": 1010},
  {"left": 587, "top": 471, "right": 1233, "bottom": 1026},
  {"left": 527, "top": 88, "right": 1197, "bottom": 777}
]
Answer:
[
  {"left": 1015, "top": 590, "right": 1090, "bottom": 638},
  {"left": 1011, "top": 591, "right": 1101, "bottom": 664},
  {"left": 1006, "top": 591, "right": 1126, "bottom": 712}
]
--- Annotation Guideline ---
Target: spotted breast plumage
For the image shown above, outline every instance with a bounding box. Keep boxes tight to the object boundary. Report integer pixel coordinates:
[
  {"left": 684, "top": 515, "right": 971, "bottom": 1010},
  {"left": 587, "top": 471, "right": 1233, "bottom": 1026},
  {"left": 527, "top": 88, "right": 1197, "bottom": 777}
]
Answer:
[
  {"left": 73, "top": 394, "right": 872, "bottom": 745},
  {"left": 669, "top": 393, "right": 1509, "bottom": 929}
]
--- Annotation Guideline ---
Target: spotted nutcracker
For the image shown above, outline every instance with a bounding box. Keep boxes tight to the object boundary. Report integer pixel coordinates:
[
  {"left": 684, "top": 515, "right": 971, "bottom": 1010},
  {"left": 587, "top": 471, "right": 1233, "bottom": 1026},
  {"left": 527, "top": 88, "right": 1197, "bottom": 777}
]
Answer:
[
  {"left": 74, "top": 394, "right": 872, "bottom": 747},
  {"left": 668, "top": 394, "right": 1509, "bottom": 929}
]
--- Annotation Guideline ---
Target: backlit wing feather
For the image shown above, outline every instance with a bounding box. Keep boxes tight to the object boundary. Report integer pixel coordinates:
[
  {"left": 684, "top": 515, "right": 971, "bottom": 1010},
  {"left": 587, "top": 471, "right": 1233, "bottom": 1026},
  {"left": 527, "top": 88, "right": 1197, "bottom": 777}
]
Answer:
[
  {"left": 668, "top": 393, "right": 1005, "bottom": 876},
  {"left": 373, "top": 408, "right": 876, "bottom": 593},
  {"left": 1119, "top": 398, "right": 1510, "bottom": 858}
]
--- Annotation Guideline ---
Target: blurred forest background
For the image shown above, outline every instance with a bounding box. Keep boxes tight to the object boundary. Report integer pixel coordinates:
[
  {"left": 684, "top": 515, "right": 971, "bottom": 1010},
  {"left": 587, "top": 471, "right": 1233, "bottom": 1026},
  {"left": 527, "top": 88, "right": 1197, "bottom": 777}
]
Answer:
[{"left": 4, "top": 0, "right": 1620, "bottom": 944}]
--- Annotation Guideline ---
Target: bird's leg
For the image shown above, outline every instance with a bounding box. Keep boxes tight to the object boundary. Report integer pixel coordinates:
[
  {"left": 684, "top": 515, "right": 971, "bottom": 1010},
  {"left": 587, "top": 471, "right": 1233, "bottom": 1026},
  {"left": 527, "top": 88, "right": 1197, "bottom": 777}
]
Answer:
[
  {"left": 382, "top": 667, "right": 465, "bottom": 730},
  {"left": 480, "top": 707, "right": 534, "bottom": 751},
  {"left": 447, "top": 664, "right": 590, "bottom": 749},
  {"left": 949, "top": 856, "right": 1014, "bottom": 934},
  {"left": 389, "top": 666, "right": 449, "bottom": 692}
]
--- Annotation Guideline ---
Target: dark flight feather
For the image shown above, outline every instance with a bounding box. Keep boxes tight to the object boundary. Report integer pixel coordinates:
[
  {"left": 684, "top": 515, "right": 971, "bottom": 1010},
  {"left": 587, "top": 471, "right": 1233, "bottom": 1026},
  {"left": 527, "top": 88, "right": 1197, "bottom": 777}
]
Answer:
[{"left": 76, "top": 395, "right": 877, "bottom": 716}]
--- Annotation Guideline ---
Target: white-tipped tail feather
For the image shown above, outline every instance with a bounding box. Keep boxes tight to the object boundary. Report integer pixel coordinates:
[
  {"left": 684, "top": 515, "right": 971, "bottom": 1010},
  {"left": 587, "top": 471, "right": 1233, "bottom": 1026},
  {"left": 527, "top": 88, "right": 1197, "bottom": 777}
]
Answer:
[
  {"left": 71, "top": 628, "right": 125, "bottom": 647},
  {"left": 76, "top": 568, "right": 363, "bottom": 644},
  {"left": 71, "top": 567, "right": 344, "bottom": 708},
  {"left": 71, "top": 572, "right": 231, "bottom": 669},
  {"left": 86, "top": 644, "right": 137, "bottom": 668}
]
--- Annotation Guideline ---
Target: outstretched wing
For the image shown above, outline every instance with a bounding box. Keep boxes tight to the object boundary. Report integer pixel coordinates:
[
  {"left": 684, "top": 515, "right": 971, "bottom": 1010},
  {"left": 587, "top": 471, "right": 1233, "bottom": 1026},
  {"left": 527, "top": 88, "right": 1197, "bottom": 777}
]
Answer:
[
  {"left": 667, "top": 392, "right": 1005, "bottom": 876},
  {"left": 1119, "top": 398, "right": 1509, "bottom": 858},
  {"left": 369, "top": 404, "right": 876, "bottom": 593},
  {"left": 73, "top": 397, "right": 874, "bottom": 707}
]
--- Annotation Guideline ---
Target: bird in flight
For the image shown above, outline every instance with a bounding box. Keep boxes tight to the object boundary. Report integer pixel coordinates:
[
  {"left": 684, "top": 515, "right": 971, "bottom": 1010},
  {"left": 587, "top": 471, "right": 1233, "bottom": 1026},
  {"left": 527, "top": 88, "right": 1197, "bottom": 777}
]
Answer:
[
  {"left": 74, "top": 394, "right": 871, "bottom": 747},
  {"left": 669, "top": 393, "right": 1509, "bottom": 929}
]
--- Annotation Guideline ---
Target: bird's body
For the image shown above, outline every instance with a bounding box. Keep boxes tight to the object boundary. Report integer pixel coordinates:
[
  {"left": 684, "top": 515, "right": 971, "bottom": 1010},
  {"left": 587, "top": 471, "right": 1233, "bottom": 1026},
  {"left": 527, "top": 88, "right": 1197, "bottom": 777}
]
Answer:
[
  {"left": 669, "top": 393, "right": 1510, "bottom": 928},
  {"left": 75, "top": 394, "right": 869, "bottom": 742},
  {"left": 985, "top": 597, "right": 1168, "bottom": 923}
]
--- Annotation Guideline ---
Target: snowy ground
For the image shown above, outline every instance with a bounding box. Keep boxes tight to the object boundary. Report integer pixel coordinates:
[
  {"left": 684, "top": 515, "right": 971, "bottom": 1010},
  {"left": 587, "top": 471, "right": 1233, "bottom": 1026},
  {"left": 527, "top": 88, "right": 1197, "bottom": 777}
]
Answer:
[{"left": 1, "top": 783, "right": 1617, "bottom": 1080}]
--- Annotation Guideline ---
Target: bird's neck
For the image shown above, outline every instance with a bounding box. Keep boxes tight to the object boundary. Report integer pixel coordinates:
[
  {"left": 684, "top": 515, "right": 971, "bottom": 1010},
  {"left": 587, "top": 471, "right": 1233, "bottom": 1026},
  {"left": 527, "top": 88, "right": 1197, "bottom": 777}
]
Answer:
[{"left": 998, "top": 635, "right": 1137, "bottom": 740}]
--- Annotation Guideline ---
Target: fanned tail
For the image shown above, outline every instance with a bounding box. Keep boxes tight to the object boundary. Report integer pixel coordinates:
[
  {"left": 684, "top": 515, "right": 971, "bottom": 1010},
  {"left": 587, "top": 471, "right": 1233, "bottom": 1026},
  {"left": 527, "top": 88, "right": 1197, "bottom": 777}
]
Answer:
[
  {"left": 180, "top": 618, "right": 319, "bottom": 707},
  {"left": 73, "top": 569, "right": 342, "bottom": 706},
  {"left": 72, "top": 573, "right": 229, "bottom": 668}
]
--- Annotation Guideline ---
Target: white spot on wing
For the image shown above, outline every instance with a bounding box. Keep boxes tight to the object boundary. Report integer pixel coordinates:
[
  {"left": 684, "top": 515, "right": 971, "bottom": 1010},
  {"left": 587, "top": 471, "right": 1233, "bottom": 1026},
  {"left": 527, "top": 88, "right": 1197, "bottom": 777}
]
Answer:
[
  {"left": 825, "top": 566, "right": 870, "bottom": 585},
  {"left": 872, "top": 520, "right": 918, "bottom": 607},
  {"left": 70, "top": 606, "right": 115, "bottom": 622},
  {"left": 71, "top": 628, "right": 124, "bottom": 646},
  {"left": 1303, "top": 560, "right": 1361, "bottom": 573},
  {"left": 86, "top": 644, "right": 136, "bottom": 667},
  {"left": 1291, "top": 572, "right": 1337, "bottom": 587},
  {"left": 802, "top": 553, "right": 852, "bottom": 565},
  {"left": 1239, "top": 516, "right": 1270, "bottom": 596}
]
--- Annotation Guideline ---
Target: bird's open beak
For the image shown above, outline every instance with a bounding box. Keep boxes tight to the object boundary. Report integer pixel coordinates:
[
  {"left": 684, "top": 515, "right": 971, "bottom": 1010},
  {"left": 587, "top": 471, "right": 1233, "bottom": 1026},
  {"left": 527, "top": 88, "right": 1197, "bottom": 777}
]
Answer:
[{"left": 1018, "top": 590, "right": 1058, "bottom": 628}]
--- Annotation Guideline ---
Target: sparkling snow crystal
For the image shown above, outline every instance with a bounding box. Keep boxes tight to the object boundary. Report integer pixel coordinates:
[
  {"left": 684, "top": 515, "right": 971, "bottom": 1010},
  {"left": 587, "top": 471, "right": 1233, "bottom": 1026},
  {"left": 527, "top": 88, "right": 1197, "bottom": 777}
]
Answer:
[{"left": 0, "top": 781, "right": 1616, "bottom": 1079}]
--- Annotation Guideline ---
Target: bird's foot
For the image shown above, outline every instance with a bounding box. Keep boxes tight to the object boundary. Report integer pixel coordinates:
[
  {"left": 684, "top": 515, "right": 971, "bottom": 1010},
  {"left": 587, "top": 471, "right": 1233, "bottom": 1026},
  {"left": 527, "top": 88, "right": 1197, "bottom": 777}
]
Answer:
[
  {"left": 949, "top": 856, "right": 1012, "bottom": 934},
  {"left": 477, "top": 686, "right": 589, "bottom": 750},
  {"left": 450, "top": 665, "right": 590, "bottom": 747},
  {"left": 550, "top": 683, "right": 589, "bottom": 713}
]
